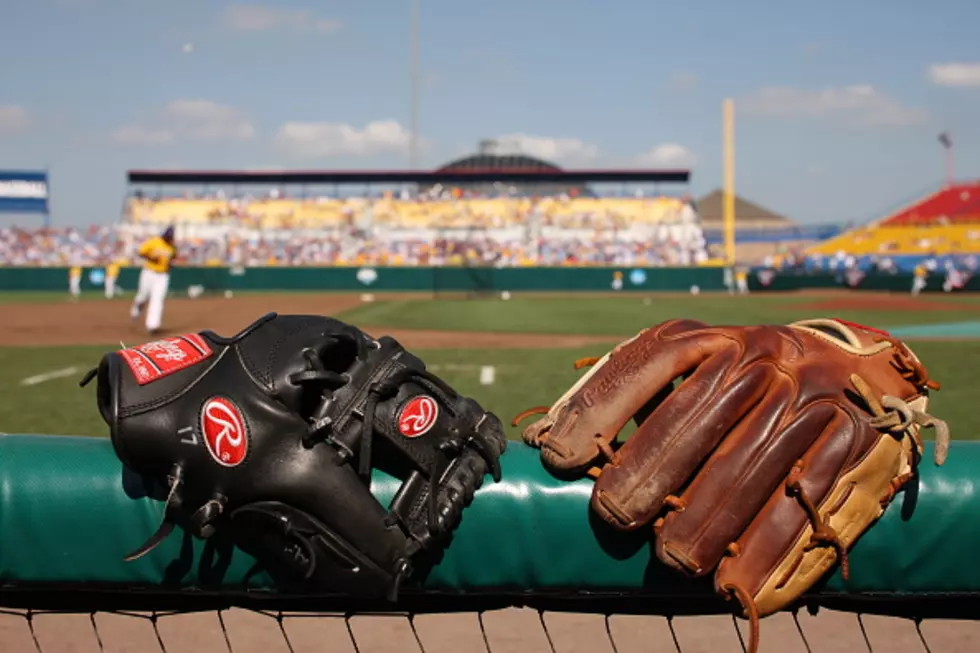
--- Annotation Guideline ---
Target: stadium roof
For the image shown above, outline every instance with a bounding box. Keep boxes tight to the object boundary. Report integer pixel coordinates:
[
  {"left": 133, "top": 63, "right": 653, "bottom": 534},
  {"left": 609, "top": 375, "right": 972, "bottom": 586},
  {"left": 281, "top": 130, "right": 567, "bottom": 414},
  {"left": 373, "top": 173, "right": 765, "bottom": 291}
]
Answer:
[
  {"left": 436, "top": 152, "right": 562, "bottom": 173},
  {"left": 126, "top": 166, "right": 690, "bottom": 185},
  {"left": 695, "top": 189, "right": 794, "bottom": 226}
]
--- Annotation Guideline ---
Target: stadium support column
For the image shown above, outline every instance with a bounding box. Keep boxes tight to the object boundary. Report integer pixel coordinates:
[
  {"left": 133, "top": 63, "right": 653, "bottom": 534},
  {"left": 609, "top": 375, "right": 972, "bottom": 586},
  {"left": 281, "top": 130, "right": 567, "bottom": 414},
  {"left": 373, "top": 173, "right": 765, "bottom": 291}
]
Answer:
[{"left": 723, "top": 98, "right": 736, "bottom": 266}]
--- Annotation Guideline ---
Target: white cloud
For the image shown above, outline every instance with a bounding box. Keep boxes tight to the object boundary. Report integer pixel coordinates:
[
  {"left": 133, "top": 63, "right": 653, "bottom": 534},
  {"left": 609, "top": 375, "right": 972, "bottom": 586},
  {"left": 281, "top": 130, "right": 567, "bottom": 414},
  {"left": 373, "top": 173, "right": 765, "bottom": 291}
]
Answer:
[
  {"left": 111, "top": 100, "right": 255, "bottom": 145},
  {"left": 669, "top": 73, "right": 698, "bottom": 91},
  {"left": 489, "top": 134, "right": 600, "bottom": 163},
  {"left": 111, "top": 124, "right": 174, "bottom": 145},
  {"left": 275, "top": 120, "right": 413, "bottom": 158},
  {"left": 0, "top": 105, "right": 31, "bottom": 133},
  {"left": 162, "top": 100, "right": 255, "bottom": 140},
  {"left": 634, "top": 144, "right": 697, "bottom": 167},
  {"left": 929, "top": 62, "right": 980, "bottom": 88},
  {"left": 223, "top": 5, "right": 341, "bottom": 33},
  {"left": 739, "top": 85, "right": 927, "bottom": 126}
]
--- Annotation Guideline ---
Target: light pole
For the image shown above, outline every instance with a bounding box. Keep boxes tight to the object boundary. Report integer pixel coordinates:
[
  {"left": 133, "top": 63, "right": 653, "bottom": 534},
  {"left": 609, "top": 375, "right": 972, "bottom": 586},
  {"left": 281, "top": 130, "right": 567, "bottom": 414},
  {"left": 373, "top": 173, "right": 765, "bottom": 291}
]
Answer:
[
  {"left": 410, "top": 0, "right": 420, "bottom": 170},
  {"left": 939, "top": 131, "right": 954, "bottom": 187}
]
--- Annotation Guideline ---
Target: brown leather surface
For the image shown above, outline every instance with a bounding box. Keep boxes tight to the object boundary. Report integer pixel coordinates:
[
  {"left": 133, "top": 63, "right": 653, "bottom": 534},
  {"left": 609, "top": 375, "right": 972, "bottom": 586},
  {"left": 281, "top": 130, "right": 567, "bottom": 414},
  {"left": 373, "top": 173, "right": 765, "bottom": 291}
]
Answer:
[
  {"left": 714, "top": 407, "right": 864, "bottom": 598},
  {"left": 8, "top": 607, "right": 980, "bottom": 652},
  {"left": 519, "top": 318, "right": 944, "bottom": 630}
]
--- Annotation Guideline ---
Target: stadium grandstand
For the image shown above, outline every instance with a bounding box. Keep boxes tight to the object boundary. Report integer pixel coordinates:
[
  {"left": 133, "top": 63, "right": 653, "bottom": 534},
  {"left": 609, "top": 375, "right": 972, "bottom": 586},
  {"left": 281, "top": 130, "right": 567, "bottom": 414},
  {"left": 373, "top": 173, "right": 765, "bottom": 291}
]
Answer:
[
  {"left": 15, "top": 144, "right": 976, "bottom": 275},
  {"left": 696, "top": 190, "right": 839, "bottom": 265},
  {"left": 67, "top": 142, "right": 720, "bottom": 269},
  {"left": 800, "top": 181, "right": 980, "bottom": 276}
]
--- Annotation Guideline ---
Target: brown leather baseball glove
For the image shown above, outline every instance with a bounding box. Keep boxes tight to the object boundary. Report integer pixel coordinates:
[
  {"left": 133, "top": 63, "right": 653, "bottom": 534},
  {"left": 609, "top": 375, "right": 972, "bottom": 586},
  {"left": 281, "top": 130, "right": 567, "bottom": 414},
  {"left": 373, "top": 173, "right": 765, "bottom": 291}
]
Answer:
[{"left": 513, "top": 318, "right": 950, "bottom": 653}]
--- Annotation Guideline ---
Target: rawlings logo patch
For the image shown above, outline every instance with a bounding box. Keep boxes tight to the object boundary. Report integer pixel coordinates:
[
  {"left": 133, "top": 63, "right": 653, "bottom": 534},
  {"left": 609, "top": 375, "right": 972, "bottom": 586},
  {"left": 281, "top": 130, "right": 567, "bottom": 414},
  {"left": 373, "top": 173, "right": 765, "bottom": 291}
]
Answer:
[
  {"left": 119, "top": 334, "right": 213, "bottom": 385},
  {"left": 398, "top": 396, "right": 439, "bottom": 438},
  {"left": 201, "top": 397, "right": 248, "bottom": 467}
]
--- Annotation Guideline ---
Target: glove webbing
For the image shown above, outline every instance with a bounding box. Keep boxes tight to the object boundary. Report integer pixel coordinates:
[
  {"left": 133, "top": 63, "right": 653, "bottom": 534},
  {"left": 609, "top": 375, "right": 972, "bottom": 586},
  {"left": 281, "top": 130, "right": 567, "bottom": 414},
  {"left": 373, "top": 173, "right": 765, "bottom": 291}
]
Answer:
[{"left": 290, "top": 347, "right": 498, "bottom": 545}]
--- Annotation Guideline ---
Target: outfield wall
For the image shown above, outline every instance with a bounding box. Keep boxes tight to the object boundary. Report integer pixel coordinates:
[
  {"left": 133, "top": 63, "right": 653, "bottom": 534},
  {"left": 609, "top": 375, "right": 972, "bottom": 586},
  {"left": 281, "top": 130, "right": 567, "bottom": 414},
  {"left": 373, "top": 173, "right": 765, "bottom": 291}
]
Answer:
[
  {"left": 747, "top": 271, "right": 973, "bottom": 293},
  {"left": 0, "top": 265, "right": 726, "bottom": 293},
  {"left": 1, "top": 266, "right": 971, "bottom": 294}
]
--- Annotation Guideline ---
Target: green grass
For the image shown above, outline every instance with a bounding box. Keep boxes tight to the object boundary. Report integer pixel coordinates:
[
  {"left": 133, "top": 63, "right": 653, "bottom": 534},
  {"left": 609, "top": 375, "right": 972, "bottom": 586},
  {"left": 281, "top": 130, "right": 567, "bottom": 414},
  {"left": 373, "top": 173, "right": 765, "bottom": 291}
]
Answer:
[
  {"left": 1, "top": 341, "right": 976, "bottom": 442},
  {"left": 337, "top": 294, "right": 980, "bottom": 336},
  {"left": 2, "top": 292, "right": 978, "bottom": 442},
  {"left": 0, "top": 345, "right": 113, "bottom": 437},
  {"left": 0, "top": 345, "right": 598, "bottom": 439}
]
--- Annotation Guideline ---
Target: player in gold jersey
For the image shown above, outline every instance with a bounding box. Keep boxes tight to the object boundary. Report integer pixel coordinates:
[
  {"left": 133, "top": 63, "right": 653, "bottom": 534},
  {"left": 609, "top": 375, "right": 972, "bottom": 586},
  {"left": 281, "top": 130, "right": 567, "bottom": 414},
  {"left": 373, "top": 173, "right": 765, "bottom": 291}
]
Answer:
[{"left": 130, "top": 226, "right": 177, "bottom": 335}]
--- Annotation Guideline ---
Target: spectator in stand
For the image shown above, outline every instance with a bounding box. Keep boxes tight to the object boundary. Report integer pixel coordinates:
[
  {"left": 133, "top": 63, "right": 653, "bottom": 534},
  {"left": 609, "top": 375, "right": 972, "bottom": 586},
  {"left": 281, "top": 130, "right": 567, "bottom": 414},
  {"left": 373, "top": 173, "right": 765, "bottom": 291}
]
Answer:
[{"left": 2, "top": 191, "right": 717, "bottom": 269}]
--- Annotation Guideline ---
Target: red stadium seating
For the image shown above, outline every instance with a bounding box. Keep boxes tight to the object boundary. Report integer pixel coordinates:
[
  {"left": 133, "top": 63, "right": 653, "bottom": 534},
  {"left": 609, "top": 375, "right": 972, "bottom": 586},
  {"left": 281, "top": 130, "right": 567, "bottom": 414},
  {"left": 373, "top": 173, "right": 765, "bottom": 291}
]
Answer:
[{"left": 882, "top": 182, "right": 980, "bottom": 226}]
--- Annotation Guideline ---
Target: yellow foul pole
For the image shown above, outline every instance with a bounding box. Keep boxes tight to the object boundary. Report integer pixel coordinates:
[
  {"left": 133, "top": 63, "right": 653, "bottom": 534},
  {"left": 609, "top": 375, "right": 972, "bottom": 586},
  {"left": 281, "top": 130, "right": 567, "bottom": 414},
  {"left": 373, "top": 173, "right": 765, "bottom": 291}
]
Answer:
[{"left": 722, "top": 98, "right": 736, "bottom": 266}]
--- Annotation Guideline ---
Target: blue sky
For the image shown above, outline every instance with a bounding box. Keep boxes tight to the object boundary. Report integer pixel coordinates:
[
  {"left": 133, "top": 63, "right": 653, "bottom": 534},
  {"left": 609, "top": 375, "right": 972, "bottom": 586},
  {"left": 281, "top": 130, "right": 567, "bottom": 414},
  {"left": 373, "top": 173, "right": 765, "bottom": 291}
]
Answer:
[{"left": 1, "top": 0, "right": 979, "bottom": 226}]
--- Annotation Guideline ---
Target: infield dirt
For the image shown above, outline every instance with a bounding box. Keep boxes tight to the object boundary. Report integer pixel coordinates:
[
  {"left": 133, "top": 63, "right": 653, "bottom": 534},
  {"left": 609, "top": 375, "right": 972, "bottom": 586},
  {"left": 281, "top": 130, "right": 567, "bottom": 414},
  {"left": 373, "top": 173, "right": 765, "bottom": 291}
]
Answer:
[
  {"left": 3, "top": 290, "right": 977, "bottom": 349},
  {"left": 0, "top": 293, "right": 623, "bottom": 349}
]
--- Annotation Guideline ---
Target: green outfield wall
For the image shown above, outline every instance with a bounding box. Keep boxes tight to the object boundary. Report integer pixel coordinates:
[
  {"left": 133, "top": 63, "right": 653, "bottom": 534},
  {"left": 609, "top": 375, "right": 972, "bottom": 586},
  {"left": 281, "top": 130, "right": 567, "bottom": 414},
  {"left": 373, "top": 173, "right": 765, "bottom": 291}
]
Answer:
[
  {"left": 1, "top": 266, "right": 973, "bottom": 294},
  {"left": 747, "top": 271, "right": 974, "bottom": 293},
  {"left": 0, "top": 265, "right": 726, "bottom": 293}
]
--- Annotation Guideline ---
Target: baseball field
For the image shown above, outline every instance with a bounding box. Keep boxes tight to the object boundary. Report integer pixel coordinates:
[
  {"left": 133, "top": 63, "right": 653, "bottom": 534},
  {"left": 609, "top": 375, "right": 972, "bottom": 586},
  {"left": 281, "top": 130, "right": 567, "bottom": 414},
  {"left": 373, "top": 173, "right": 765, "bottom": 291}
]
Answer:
[{"left": 2, "top": 289, "right": 980, "bottom": 441}]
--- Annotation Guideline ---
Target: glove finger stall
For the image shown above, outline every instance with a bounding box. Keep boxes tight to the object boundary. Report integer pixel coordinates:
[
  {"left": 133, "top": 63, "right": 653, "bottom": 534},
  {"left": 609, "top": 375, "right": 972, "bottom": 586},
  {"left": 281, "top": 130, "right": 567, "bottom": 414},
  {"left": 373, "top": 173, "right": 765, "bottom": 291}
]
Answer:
[
  {"left": 592, "top": 344, "right": 755, "bottom": 531},
  {"left": 654, "top": 397, "right": 837, "bottom": 577},
  {"left": 534, "top": 320, "right": 723, "bottom": 474},
  {"left": 714, "top": 407, "right": 884, "bottom": 617}
]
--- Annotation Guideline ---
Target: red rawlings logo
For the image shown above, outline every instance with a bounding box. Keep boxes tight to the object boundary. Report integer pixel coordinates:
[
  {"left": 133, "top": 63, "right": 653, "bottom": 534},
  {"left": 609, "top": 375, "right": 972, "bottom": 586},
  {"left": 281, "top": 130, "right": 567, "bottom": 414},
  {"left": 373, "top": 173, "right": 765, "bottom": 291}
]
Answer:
[
  {"left": 398, "top": 396, "right": 439, "bottom": 438},
  {"left": 119, "top": 334, "right": 213, "bottom": 385},
  {"left": 200, "top": 397, "right": 248, "bottom": 467}
]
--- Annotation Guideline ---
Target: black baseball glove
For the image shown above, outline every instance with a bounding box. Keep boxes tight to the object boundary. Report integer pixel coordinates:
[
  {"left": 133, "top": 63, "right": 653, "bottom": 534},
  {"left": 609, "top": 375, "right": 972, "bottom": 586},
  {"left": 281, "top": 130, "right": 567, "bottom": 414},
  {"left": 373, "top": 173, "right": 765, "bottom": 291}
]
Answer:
[{"left": 80, "top": 312, "right": 506, "bottom": 599}]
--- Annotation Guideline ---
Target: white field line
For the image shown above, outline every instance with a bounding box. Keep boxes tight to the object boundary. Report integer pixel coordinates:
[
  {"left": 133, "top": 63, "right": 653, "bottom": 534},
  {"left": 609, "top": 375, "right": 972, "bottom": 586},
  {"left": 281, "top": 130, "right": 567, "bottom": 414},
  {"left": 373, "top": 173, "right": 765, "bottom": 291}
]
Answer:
[
  {"left": 426, "top": 363, "right": 499, "bottom": 385},
  {"left": 428, "top": 364, "right": 487, "bottom": 372},
  {"left": 20, "top": 366, "right": 79, "bottom": 387}
]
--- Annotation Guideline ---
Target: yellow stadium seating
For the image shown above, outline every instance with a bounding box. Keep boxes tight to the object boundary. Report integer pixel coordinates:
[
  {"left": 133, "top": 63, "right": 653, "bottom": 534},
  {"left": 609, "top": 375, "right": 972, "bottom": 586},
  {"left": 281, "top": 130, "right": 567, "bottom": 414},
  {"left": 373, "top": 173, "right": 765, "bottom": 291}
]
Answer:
[
  {"left": 808, "top": 224, "right": 980, "bottom": 256},
  {"left": 125, "top": 196, "right": 693, "bottom": 230},
  {"left": 126, "top": 197, "right": 360, "bottom": 228}
]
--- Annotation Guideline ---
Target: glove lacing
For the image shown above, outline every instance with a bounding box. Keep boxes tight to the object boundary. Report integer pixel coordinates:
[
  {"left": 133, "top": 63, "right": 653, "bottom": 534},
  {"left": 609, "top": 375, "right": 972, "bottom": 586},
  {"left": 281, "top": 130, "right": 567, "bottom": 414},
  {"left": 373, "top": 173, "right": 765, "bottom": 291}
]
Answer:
[
  {"left": 288, "top": 343, "right": 503, "bottom": 595},
  {"left": 722, "top": 367, "right": 952, "bottom": 653},
  {"left": 511, "top": 356, "right": 605, "bottom": 446}
]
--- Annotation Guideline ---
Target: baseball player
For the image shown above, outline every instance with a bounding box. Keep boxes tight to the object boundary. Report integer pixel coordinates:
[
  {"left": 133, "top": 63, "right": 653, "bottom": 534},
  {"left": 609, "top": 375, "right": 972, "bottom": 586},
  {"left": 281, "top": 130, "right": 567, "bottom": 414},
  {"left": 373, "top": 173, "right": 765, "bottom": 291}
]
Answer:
[
  {"left": 130, "top": 226, "right": 176, "bottom": 335},
  {"left": 105, "top": 259, "right": 121, "bottom": 299},
  {"left": 735, "top": 267, "right": 749, "bottom": 294},
  {"left": 911, "top": 263, "right": 928, "bottom": 296},
  {"left": 68, "top": 264, "right": 82, "bottom": 301}
]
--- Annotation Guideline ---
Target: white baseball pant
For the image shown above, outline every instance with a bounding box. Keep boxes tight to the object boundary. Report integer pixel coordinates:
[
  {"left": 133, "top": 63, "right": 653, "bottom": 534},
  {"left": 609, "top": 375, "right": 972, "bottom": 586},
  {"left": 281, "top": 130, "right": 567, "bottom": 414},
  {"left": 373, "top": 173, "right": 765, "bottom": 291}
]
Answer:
[
  {"left": 911, "top": 276, "right": 927, "bottom": 296},
  {"left": 69, "top": 276, "right": 81, "bottom": 298},
  {"left": 131, "top": 269, "right": 170, "bottom": 331},
  {"left": 105, "top": 276, "right": 116, "bottom": 299}
]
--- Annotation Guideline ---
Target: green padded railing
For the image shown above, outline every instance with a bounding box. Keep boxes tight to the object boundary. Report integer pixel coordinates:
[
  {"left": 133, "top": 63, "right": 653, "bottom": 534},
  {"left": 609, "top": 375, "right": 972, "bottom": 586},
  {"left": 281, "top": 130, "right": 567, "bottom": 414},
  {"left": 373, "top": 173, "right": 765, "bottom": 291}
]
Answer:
[{"left": 0, "top": 434, "right": 976, "bottom": 599}]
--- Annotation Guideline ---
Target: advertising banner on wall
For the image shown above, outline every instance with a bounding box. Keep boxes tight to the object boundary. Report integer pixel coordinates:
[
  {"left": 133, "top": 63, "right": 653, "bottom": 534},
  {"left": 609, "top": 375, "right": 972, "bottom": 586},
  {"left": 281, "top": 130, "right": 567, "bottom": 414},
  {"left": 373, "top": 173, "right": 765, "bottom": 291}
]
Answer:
[{"left": 0, "top": 171, "right": 50, "bottom": 214}]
